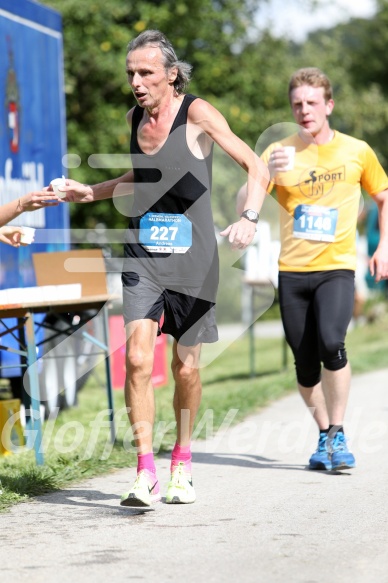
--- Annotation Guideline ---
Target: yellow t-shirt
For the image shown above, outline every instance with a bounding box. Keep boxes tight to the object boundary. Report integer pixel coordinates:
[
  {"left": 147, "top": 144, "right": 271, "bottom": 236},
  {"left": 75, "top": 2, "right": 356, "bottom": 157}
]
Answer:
[{"left": 262, "top": 131, "right": 388, "bottom": 272}]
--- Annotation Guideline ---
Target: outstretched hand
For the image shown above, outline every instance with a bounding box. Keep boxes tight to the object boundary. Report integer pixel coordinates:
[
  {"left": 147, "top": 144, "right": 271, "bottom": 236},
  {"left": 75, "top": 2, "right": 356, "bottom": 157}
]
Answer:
[
  {"left": 46, "top": 179, "right": 94, "bottom": 203},
  {"left": 19, "top": 190, "right": 60, "bottom": 212}
]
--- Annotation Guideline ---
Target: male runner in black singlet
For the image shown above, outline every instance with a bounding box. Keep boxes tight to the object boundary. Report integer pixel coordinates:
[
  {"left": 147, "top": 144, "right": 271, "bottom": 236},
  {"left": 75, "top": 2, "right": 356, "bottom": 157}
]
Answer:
[{"left": 53, "top": 30, "right": 269, "bottom": 506}]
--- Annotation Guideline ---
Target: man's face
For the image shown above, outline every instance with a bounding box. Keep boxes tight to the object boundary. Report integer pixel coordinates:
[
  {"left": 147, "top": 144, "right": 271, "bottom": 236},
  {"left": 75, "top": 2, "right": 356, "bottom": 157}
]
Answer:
[
  {"left": 126, "top": 46, "right": 176, "bottom": 109},
  {"left": 290, "top": 85, "right": 334, "bottom": 137}
]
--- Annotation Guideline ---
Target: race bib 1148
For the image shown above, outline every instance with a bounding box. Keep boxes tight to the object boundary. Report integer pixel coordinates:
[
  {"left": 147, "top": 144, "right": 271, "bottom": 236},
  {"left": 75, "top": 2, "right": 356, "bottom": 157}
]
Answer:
[{"left": 293, "top": 204, "right": 338, "bottom": 242}]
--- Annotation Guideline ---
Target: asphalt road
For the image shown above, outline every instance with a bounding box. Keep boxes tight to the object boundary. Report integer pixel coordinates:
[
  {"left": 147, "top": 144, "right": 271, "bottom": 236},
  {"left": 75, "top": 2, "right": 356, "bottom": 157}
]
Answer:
[{"left": 1, "top": 368, "right": 387, "bottom": 583}]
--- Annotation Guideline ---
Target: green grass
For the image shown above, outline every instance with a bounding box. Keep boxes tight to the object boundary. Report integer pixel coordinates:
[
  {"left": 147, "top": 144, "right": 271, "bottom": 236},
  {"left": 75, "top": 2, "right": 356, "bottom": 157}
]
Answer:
[{"left": 1, "top": 315, "right": 388, "bottom": 511}]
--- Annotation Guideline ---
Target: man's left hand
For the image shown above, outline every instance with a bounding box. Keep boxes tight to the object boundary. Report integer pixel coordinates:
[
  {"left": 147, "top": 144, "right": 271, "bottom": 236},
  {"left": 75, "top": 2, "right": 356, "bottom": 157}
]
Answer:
[
  {"left": 219, "top": 218, "right": 256, "bottom": 249},
  {"left": 369, "top": 244, "right": 388, "bottom": 282}
]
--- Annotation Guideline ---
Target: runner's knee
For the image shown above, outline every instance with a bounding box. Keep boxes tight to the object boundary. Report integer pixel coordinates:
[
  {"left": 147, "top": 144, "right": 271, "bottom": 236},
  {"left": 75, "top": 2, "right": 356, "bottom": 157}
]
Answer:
[
  {"left": 126, "top": 347, "right": 154, "bottom": 377},
  {"left": 295, "top": 364, "right": 321, "bottom": 388},
  {"left": 171, "top": 360, "right": 198, "bottom": 384},
  {"left": 322, "top": 347, "right": 348, "bottom": 371}
]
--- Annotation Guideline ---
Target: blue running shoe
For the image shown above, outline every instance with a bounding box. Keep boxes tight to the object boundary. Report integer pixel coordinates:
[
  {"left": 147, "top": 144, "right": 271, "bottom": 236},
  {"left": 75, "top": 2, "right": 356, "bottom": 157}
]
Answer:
[
  {"left": 329, "top": 432, "right": 356, "bottom": 471},
  {"left": 309, "top": 432, "right": 332, "bottom": 470}
]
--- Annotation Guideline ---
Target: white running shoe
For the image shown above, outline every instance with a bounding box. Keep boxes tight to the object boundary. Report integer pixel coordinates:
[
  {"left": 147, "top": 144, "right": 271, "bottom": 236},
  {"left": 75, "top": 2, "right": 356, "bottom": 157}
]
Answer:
[
  {"left": 165, "top": 462, "right": 196, "bottom": 504},
  {"left": 120, "top": 470, "right": 161, "bottom": 507}
]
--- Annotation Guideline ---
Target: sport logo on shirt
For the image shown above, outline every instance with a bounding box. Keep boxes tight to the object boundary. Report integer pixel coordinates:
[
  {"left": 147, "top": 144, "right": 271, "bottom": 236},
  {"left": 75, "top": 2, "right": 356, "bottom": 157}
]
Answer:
[{"left": 298, "top": 165, "right": 346, "bottom": 199}]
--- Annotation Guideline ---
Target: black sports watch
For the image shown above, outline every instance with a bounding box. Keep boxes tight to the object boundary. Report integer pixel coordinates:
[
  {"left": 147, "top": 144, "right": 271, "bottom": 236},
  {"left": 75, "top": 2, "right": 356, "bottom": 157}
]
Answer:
[{"left": 240, "top": 209, "right": 259, "bottom": 223}]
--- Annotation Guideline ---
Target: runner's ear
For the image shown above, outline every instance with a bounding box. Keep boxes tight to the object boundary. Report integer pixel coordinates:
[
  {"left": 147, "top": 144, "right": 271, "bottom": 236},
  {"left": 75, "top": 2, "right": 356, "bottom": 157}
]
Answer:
[
  {"left": 168, "top": 66, "right": 178, "bottom": 84},
  {"left": 325, "top": 99, "right": 335, "bottom": 116}
]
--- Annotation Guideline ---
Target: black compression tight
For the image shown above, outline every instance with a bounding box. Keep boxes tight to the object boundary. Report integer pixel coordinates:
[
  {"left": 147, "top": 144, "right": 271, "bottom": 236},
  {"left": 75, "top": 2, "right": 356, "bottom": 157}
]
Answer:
[{"left": 278, "top": 270, "right": 355, "bottom": 387}]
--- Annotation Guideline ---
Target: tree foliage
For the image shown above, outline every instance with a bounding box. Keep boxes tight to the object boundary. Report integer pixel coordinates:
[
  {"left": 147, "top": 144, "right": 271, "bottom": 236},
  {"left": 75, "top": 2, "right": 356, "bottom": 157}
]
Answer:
[
  {"left": 40, "top": 0, "right": 262, "bottom": 230},
  {"left": 327, "top": 0, "right": 388, "bottom": 166},
  {"left": 39, "top": 0, "right": 388, "bottom": 234}
]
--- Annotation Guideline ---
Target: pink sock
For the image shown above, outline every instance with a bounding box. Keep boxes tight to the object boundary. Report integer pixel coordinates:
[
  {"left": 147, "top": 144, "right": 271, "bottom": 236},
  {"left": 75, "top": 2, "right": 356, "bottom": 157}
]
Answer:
[
  {"left": 137, "top": 452, "right": 156, "bottom": 475},
  {"left": 171, "top": 442, "right": 192, "bottom": 473}
]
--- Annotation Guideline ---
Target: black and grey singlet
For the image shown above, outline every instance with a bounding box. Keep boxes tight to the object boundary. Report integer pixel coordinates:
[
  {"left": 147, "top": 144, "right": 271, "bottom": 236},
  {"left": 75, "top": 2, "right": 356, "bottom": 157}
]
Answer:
[{"left": 123, "top": 94, "right": 219, "bottom": 295}]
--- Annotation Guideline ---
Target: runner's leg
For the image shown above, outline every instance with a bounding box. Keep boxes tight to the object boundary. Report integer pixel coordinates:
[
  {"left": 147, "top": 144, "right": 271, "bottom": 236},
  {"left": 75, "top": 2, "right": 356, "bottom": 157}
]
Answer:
[
  {"left": 124, "top": 318, "right": 159, "bottom": 454},
  {"left": 278, "top": 272, "right": 327, "bottom": 427},
  {"left": 297, "top": 381, "right": 329, "bottom": 430},
  {"left": 171, "top": 340, "right": 203, "bottom": 446},
  {"left": 120, "top": 318, "right": 162, "bottom": 507},
  {"left": 321, "top": 364, "right": 351, "bottom": 427},
  {"left": 165, "top": 340, "right": 202, "bottom": 504},
  {"left": 314, "top": 270, "right": 354, "bottom": 427}
]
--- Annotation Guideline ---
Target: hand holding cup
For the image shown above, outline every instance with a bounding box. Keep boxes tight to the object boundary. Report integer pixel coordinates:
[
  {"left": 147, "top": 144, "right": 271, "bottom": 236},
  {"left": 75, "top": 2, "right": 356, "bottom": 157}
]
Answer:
[
  {"left": 268, "top": 146, "right": 295, "bottom": 178},
  {"left": 20, "top": 226, "right": 36, "bottom": 245},
  {"left": 50, "top": 175, "right": 67, "bottom": 198}
]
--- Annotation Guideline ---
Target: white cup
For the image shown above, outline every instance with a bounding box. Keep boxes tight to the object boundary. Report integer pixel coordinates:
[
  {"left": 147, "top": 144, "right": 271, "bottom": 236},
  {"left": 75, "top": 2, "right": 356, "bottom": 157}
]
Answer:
[
  {"left": 20, "top": 226, "right": 36, "bottom": 245},
  {"left": 282, "top": 146, "right": 296, "bottom": 171},
  {"left": 51, "top": 176, "right": 66, "bottom": 198}
]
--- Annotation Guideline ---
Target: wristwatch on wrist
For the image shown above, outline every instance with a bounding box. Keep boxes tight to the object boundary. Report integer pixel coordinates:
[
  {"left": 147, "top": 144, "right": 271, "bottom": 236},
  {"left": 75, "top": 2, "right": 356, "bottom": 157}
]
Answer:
[{"left": 240, "top": 209, "right": 259, "bottom": 223}]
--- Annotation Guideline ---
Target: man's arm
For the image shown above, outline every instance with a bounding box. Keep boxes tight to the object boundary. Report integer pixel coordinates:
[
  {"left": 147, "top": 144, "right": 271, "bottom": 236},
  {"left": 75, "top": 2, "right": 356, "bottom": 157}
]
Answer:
[
  {"left": 56, "top": 171, "right": 135, "bottom": 203},
  {"left": 55, "top": 107, "right": 136, "bottom": 203},
  {"left": 236, "top": 183, "right": 248, "bottom": 216},
  {"left": 369, "top": 189, "right": 388, "bottom": 282},
  {"left": 189, "top": 99, "right": 269, "bottom": 249}
]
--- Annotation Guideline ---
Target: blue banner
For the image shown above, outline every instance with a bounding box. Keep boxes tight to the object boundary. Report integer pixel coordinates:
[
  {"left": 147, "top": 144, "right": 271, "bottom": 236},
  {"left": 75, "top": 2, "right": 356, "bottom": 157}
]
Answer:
[{"left": 0, "top": 0, "right": 69, "bottom": 375}]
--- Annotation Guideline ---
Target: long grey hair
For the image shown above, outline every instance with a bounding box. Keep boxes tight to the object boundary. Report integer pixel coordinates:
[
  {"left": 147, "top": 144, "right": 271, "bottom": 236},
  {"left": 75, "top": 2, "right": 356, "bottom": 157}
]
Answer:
[{"left": 127, "top": 30, "right": 192, "bottom": 94}]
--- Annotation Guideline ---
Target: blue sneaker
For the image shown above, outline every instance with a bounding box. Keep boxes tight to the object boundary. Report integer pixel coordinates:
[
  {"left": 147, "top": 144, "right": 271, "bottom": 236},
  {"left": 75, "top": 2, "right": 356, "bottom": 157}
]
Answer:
[
  {"left": 329, "top": 432, "right": 356, "bottom": 471},
  {"left": 309, "top": 432, "right": 332, "bottom": 470}
]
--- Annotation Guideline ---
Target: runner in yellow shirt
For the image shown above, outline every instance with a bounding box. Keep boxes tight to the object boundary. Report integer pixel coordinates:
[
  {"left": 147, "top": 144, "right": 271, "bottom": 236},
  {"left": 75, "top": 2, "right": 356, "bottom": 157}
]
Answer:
[{"left": 238, "top": 67, "right": 388, "bottom": 471}]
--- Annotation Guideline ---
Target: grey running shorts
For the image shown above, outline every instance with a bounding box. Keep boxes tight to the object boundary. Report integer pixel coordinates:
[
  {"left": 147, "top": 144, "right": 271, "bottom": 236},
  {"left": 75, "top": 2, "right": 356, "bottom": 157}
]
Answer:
[{"left": 122, "top": 272, "right": 218, "bottom": 346}]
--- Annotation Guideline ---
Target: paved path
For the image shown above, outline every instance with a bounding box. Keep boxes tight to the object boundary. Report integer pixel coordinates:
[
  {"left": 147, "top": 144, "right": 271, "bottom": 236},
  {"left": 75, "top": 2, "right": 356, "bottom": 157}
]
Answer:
[{"left": 1, "top": 369, "right": 387, "bottom": 583}]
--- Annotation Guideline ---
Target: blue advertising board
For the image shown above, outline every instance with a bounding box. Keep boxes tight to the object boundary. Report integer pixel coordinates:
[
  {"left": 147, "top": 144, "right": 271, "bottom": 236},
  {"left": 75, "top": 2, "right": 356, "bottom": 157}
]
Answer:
[{"left": 0, "top": 0, "right": 70, "bottom": 375}]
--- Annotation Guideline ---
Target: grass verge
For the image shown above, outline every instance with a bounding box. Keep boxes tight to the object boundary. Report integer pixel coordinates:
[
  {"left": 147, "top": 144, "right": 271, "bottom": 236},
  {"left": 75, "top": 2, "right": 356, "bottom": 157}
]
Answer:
[{"left": 1, "top": 316, "right": 387, "bottom": 511}]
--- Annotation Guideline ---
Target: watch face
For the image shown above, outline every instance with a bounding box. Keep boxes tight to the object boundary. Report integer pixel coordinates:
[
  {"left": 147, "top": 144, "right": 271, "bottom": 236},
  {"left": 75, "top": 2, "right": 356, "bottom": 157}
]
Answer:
[{"left": 241, "top": 209, "right": 258, "bottom": 222}]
